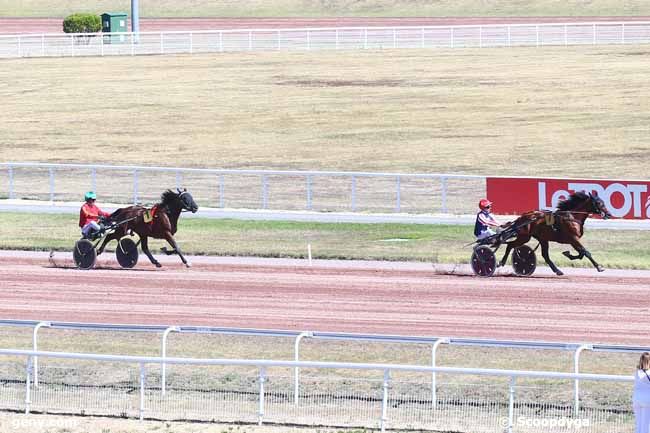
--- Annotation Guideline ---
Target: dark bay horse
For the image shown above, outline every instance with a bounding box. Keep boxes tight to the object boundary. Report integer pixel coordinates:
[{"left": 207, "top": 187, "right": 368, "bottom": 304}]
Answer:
[
  {"left": 499, "top": 191, "right": 612, "bottom": 276},
  {"left": 97, "top": 189, "right": 198, "bottom": 268}
]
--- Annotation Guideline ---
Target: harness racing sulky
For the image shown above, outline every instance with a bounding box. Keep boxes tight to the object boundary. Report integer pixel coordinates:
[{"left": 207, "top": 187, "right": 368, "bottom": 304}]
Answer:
[
  {"left": 470, "top": 191, "right": 613, "bottom": 277},
  {"left": 73, "top": 189, "right": 199, "bottom": 270}
]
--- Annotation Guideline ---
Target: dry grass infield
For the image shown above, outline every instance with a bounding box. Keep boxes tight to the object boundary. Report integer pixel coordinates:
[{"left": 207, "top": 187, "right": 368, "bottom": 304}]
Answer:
[{"left": 1, "top": 45, "right": 649, "bottom": 178}]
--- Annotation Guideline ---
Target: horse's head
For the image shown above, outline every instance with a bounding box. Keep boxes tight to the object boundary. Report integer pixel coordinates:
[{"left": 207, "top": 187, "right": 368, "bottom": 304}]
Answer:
[
  {"left": 588, "top": 192, "right": 612, "bottom": 220},
  {"left": 177, "top": 188, "right": 199, "bottom": 213}
]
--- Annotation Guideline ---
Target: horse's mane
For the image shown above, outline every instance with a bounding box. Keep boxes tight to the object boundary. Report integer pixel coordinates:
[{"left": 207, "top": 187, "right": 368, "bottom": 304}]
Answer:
[
  {"left": 556, "top": 191, "right": 589, "bottom": 211},
  {"left": 160, "top": 189, "right": 179, "bottom": 207}
]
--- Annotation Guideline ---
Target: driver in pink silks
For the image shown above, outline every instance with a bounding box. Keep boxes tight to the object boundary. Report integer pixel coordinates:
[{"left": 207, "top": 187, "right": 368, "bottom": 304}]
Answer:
[
  {"left": 79, "top": 191, "right": 111, "bottom": 239},
  {"left": 474, "top": 198, "right": 502, "bottom": 241}
]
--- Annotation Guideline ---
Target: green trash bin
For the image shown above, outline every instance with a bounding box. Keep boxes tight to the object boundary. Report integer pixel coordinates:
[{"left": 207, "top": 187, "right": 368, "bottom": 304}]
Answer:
[{"left": 101, "top": 12, "right": 127, "bottom": 44}]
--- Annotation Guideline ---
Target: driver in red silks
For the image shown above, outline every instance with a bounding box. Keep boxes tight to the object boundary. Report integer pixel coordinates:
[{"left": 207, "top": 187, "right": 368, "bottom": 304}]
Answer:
[{"left": 79, "top": 191, "right": 111, "bottom": 239}]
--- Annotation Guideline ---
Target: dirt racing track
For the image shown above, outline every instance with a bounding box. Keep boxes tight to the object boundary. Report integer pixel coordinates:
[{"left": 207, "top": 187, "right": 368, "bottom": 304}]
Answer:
[{"left": 0, "top": 250, "right": 648, "bottom": 346}]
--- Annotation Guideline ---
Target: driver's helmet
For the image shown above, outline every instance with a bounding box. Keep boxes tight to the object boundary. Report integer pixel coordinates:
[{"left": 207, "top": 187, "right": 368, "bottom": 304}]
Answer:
[
  {"left": 84, "top": 191, "right": 97, "bottom": 201},
  {"left": 478, "top": 198, "right": 492, "bottom": 211}
]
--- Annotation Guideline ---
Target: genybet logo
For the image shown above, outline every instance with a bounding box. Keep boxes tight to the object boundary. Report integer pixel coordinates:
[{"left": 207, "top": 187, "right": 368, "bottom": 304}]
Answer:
[{"left": 538, "top": 182, "right": 649, "bottom": 218}]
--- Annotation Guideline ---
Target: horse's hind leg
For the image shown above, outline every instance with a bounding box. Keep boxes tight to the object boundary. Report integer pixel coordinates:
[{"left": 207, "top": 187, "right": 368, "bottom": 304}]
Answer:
[
  {"left": 163, "top": 232, "right": 191, "bottom": 268},
  {"left": 499, "top": 237, "right": 529, "bottom": 268},
  {"left": 97, "top": 232, "right": 117, "bottom": 256},
  {"left": 540, "top": 240, "right": 564, "bottom": 276},
  {"left": 140, "top": 236, "right": 161, "bottom": 268}
]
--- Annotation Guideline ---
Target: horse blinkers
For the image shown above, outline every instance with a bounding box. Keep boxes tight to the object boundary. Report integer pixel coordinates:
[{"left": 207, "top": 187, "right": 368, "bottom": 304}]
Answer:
[{"left": 178, "top": 189, "right": 199, "bottom": 213}]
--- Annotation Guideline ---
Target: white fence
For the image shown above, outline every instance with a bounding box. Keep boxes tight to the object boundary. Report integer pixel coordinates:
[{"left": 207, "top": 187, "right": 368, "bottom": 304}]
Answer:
[
  {"left": 1, "top": 21, "right": 650, "bottom": 58},
  {"left": 0, "top": 348, "right": 634, "bottom": 432},
  {"left": 0, "top": 162, "right": 484, "bottom": 214}
]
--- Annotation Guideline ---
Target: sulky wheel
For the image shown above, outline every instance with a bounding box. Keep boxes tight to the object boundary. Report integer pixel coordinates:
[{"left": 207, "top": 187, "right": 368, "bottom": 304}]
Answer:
[
  {"left": 116, "top": 237, "right": 139, "bottom": 269},
  {"left": 471, "top": 245, "right": 497, "bottom": 277},
  {"left": 512, "top": 245, "right": 537, "bottom": 276},
  {"left": 73, "top": 239, "right": 97, "bottom": 270}
]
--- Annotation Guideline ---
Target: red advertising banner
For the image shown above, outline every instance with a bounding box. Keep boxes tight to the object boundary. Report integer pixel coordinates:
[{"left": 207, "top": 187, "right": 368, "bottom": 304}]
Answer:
[{"left": 486, "top": 177, "right": 650, "bottom": 219}]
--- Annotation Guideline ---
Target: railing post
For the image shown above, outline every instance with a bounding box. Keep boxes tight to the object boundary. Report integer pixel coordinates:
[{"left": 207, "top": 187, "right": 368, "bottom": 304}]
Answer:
[
  {"left": 25, "top": 356, "right": 32, "bottom": 414},
  {"left": 219, "top": 31, "right": 223, "bottom": 52},
  {"left": 294, "top": 331, "right": 313, "bottom": 405},
  {"left": 249, "top": 31, "right": 253, "bottom": 50},
  {"left": 189, "top": 32, "right": 193, "bottom": 54},
  {"left": 536, "top": 25, "right": 539, "bottom": 47},
  {"left": 101, "top": 31, "right": 104, "bottom": 56},
  {"left": 139, "top": 362, "right": 145, "bottom": 421},
  {"left": 219, "top": 174, "right": 225, "bottom": 208},
  {"left": 131, "top": 32, "right": 135, "bottom": 56},
  {"left": 175, "top": 171, "right": 182, "bottom": 190},
  {"left": 306, "top": 175, "right": 313, "bottom": 210},
  {"left": 261, "top": 174, "right": 268, "bottom": 209},
  {"left": 350, "top": 176, "right": 357, "bottom": 212},
  {"left": 335, "top": 29, "right": 339, "bottom": 50},
  {"left": 364, "top": 28, "right": 368, "bottom": 49},
  {"left": 507, "top": 25, "right": 511, "bottom": 47},
  {"left": 431, "top": 338, "right": 449, "bottom": 409},
  {"left": 421, "top": 27, "right": 425, "bottom": 48},
  {"left": 440, "top": 177, "right": 448, "bottom": 213},
  {"left": 258, "top": 367, "right": 266, "bottom": 425},
  {"left": 574, "top": 344, "right": 593, "bottom": 416},
  {"left": 8, "top": 165, "right": 14, "bottom": 199},
  {"left": 91, "top": 167, "right": 97, "bottom": 193},
  {"left": 160, "top": 32, "right": 164, "bottom": 54},
  {"left": 479, "top": 25, "right": 483, "bottom": 48},
  {"left": 41, "top": 34, "right": 45, "bottom": 57},
  {"left": 508, "top": 376, "right": 516, "bottom": 433},
  {"left": 395, "top": 176, "right": 401, "bottom": 212},
  {"left": 70, "top": 34, "right": 74, "bottom": 57},
  {"left": 564, "top": 24, "right": 568, "bottom": 46},
  {"left": 48, "top": 167, "right": 55, "bottom": 202},
  {"left": 133, "top": 169, "right": 139, "bottom": 204},
  {"left": 161, "top": 326, "right": 180, "bottom": 396},
  {"left": 593, "top": 23, "right": 597, "bottom": 45},
  {"left": 380, "top": 369, "right": 390, "bottom": 432},
  {"left": 393, "top": 28, "right": 397, "bottom": 49},
  {"left": 277, "top": 30, "right": 281, "bottom": 50},
  {"left": 18, "top": 35, "right": 22, "bottom": 57},
  {"left": 307, "top": 30, "right": 310, "bottom": 50},
  {"left": 32, "top": 321, "right": 51, "bottom": 388},
  {"left": 450, "top": 27, "right": 454, "bottom": 48},
  {"left": 622, "top": 23, "right": 626, "bottom": 44}
]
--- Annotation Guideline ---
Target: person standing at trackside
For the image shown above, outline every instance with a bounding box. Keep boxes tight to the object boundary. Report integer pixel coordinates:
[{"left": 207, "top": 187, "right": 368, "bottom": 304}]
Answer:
[
  {"left": 79, "top": 191, "right": 111, "bottom": 239},
  {"left": 634, "top": 352, "right": 650, "bottom": 433},
  {"left": 474, "top": 198, "right": 501, "bottom": 241}
]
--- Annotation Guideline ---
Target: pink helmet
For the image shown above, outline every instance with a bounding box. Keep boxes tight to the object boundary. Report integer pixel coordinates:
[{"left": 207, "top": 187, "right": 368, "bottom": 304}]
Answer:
[{"left": 478, "top": 199, "right": 492, "bottom": 210}]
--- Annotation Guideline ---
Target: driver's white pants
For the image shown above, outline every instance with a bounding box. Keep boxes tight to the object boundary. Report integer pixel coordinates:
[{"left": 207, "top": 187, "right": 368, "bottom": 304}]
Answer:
[
  {"left": 476, "top": 228, "right": 496, "bottom": 240},
  {"left": 81, "top": 221, "right": 100, "bottom": 238}
]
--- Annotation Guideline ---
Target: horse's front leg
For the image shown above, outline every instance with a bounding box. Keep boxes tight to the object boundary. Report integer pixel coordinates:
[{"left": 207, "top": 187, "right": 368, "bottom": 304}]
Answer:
[
  {"left": 564, "top": 240, "right": 604, "bottom": 272},
  {"left": 163, "top": 232, "right": 191, "bottom": 268},
  {"left": 140, "top": 236, "right": 161, "bottom": 268},
  {"left": 499, "top": 236, "right": 530, "bottom": 268},
  {"left": 540, "top": 240, "right": 564, "bottom": 276}
]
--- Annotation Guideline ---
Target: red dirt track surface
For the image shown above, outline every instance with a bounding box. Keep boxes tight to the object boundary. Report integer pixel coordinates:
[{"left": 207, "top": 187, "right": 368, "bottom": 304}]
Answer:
[
  {"left": 2, "top": 17, "right": 650, "bottom": 34},
  {"left": 0, "top": 251, "right": 648, "bottom": 346}
]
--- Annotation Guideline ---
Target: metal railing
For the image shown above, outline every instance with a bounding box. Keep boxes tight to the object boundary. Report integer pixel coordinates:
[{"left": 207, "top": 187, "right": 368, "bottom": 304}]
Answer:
[
  {"left": 1, "top": 319, "right": 646, "bottom": 418},
  {"left": 0, "top": 348, "right": 633, "bottom": 432},
  {"left": 0, "top": 162, "right": 484, "bottom": 214},
  {"left": 2, "top": 21, "right": 650, "bottom": 58}
]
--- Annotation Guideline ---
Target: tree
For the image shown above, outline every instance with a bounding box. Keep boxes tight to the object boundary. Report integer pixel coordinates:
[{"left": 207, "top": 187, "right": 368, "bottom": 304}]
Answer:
[{"left": 63, "top": 13, "right": 101, "bottom": 34}]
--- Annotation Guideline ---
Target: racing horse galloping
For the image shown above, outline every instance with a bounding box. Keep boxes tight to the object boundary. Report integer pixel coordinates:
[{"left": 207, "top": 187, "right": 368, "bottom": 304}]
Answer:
[
  {"left": 498, "top": 191, "right": 612, "bottom": 276},
  {"left": 97, "top": 189, "right": 198, "bottom": 268}
]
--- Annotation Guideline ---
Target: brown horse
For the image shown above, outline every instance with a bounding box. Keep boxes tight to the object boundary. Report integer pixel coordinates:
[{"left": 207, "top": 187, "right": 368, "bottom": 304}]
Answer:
[
  {"left": 97, "top": 189, "right": 198, "bottom": 268},
  {"left": 498, "top": 191, "right": 612, "bottom": 276}
]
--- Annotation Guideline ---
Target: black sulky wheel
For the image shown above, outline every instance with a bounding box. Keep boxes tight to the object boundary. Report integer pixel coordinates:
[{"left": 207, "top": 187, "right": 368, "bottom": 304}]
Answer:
[
  {"left": 512, "top": 245, "right": 537, "bottom": 276},
  {"left": 73, "top": 239, "right": 96, "bottom": 270},
  {"left": 471, "top": 245, "right": 497, "bottom": 277},
  {"left": 116, "top": 237, "right": 139, "bottom": 269}
]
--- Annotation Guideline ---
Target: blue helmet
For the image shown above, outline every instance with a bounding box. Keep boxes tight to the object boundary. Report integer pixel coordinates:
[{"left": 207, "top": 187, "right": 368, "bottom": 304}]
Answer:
[{"left": 84, "top": 191, "right": 97, "bottom": 201}]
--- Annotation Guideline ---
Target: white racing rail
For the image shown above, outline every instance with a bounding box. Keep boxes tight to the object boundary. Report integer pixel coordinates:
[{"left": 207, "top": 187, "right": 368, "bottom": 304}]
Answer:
[
  {"left": 1, "top": 319, "right": 646, "bottom": 419},
  {"left": 0, "top": 348, "right": 633, "bottom": 433},
  {"left": 1, "top": 21, "right": 650, "bottom": 58}
]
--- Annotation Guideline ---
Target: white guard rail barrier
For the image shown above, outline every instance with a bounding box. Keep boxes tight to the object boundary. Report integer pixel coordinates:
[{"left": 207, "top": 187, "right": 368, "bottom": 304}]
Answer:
[
  {"left": 0, "top": 162, "right": 484, "bottom": 214},
  {"left": 2, "top": 319, "right": 647, "bottom": 421},
  {"left": 0, "top": 348, "right": 634, "bottom": 432},
  {"left": 2, "top": 21, "right": 650, "bottom": 58}
]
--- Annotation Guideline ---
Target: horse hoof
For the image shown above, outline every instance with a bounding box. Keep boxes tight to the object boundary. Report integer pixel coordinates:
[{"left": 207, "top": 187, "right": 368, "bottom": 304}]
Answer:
[
  {"left": 155, "top": 262, "right": 162, "bottom": 268},
  {"left": 185, "top": 263, "right": 192, "bottom": 269},
  {"left": 597, "top": 266, "right": 605, "bottom": 272},
  {"left": 555, "top": 270, "right": 564, "bottom": 276}
]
